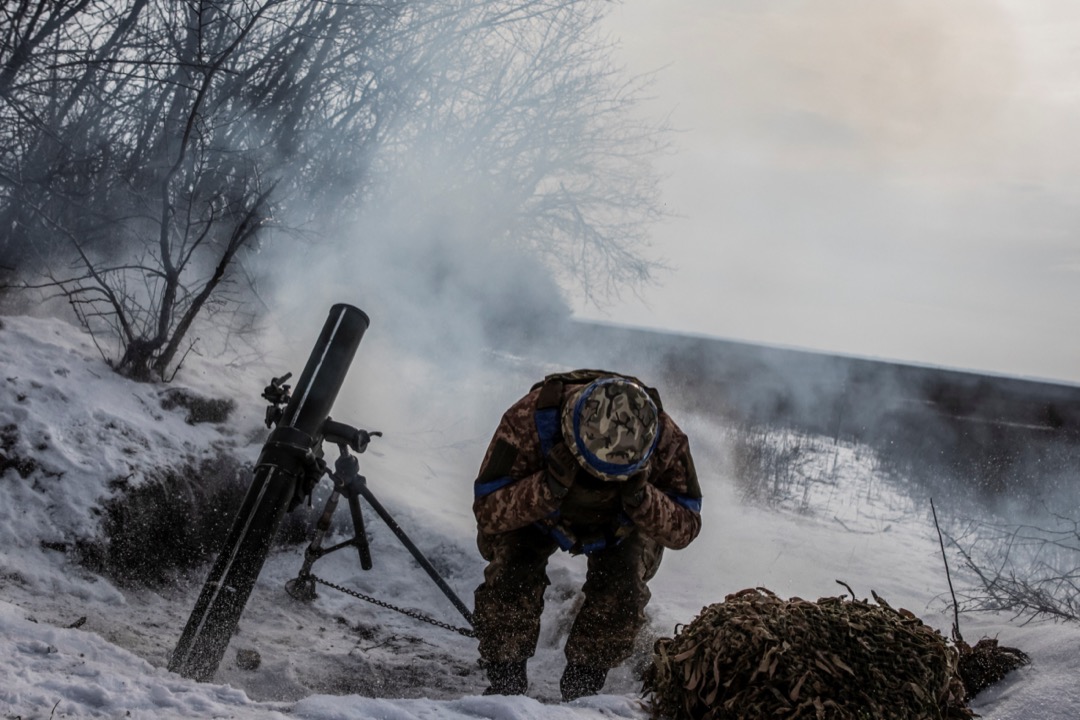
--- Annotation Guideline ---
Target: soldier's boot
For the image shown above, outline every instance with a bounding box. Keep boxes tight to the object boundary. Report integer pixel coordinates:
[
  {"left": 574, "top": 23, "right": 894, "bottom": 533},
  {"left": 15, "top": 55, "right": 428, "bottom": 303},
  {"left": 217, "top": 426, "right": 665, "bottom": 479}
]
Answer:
[
  {"left": 560, "top": 663, "right": 608, "bottom": 702},
  {"left": 482, "top": 660, "right": 528, "bottom": 696}
]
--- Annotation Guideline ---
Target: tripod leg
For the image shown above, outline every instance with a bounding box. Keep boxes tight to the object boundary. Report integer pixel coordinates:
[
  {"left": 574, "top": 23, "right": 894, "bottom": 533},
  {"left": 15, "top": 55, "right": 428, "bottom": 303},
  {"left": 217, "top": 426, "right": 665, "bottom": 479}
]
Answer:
[
  {"left": 306, "top": 489, "right": 342, "bottom": 562},
  {"left": 356, "top": 483, "right": 473, "bottom": 626},
  {"left": 347, "top": 489, "right": 373, "bottom": 570},
  {"left": 333, "top": 447, "right": 372, "bottom": 570},
  {"left": 285, "top": 489, "right": 343, "bottom": 601}
]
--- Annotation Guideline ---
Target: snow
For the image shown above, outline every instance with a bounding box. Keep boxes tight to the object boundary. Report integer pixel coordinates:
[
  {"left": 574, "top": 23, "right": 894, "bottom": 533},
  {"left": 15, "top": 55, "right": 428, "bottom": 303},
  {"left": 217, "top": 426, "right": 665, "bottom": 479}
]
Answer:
[{"left": 1, "top": 313, "right": 1079, "bottom": 718}]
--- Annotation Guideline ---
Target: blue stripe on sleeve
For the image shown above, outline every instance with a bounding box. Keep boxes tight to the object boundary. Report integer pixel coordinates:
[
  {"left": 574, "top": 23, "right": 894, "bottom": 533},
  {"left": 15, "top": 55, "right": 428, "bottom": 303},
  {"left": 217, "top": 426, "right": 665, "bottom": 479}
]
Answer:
[
  {"left": 474, "top": 475, "right": 517, "bottom": 498},
  {"left": 668, "top": 493, "right": 702, "bottom": 513}
]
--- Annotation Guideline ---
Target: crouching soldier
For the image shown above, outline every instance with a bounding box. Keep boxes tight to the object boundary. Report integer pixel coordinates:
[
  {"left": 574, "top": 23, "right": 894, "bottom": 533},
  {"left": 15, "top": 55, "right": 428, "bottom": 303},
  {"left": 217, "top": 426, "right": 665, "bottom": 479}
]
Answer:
[{"left": 472, "top": 369, "right": 703, "bottom": 701}]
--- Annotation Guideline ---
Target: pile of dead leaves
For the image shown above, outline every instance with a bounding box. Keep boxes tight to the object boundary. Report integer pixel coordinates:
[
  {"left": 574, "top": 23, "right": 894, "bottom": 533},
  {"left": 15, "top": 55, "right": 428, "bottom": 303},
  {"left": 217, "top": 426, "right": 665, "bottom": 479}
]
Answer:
[{"left": 642, "top": 587, "right": 972, "bottom": 720}]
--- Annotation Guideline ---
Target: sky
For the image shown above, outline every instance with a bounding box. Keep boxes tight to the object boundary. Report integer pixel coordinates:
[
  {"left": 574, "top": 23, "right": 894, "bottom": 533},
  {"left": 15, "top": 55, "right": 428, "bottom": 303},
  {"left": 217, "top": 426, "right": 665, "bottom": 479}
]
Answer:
[
  {"left": 576, "top": 0, "right": 1080, "bottom": 385},
  {"left": 2, "top": 313, "right": 1079, "bottom": 718}
]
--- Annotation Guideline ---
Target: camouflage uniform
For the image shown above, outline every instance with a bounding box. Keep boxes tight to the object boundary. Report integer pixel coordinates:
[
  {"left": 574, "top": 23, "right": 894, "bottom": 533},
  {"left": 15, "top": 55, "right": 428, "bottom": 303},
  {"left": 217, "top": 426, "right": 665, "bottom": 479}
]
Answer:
[{"left": 472, "top": 370, "right": 702, "bottom": 671}]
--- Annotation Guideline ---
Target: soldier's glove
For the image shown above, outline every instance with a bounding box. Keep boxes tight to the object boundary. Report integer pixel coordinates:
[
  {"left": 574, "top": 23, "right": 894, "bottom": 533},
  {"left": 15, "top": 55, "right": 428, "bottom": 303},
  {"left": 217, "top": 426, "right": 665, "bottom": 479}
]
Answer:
[
  {"left": 545, "top": 442, "right": 578, "bottom": 499},
  {"left": 620, "top": 468, "right": 651, "bottom": 509}
]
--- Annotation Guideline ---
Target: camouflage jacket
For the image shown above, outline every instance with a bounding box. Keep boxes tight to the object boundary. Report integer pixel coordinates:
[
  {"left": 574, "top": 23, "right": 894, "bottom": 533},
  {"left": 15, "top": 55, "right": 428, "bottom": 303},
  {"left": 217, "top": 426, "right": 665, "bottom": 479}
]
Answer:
[{"left": 473, "top": 375, "right": 702, "bottom": 553}]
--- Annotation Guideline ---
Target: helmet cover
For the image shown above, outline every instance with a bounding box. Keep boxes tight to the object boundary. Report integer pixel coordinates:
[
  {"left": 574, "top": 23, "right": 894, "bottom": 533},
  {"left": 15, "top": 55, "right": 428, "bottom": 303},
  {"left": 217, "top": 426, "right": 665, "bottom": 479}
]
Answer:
[{"left": 561, "top": 377, "right": 660, "bottom": 481}]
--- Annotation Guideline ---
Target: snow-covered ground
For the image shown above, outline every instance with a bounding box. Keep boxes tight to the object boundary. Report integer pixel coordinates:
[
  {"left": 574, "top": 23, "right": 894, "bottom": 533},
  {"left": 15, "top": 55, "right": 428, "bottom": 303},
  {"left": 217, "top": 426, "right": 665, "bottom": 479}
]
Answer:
[{"left": 1, "top": 313, "right": 1078, "bottom": 719}]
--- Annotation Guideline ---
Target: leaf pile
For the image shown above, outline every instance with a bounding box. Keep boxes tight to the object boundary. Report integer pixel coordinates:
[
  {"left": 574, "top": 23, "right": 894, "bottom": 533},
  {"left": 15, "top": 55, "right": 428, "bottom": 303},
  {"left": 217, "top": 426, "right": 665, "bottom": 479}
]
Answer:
[{"left": 642, "top": 588, "right": 972, "bottom": 720}]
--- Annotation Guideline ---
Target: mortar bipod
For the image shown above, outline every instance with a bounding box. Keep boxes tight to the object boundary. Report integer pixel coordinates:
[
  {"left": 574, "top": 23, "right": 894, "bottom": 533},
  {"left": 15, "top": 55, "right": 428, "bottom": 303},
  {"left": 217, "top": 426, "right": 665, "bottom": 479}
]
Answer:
[
  {"left": 285, "top": 442, "right": 375, "bottom": 602},
  {"left": 284, "top": 428, "right": 474, "bottom": 630}
]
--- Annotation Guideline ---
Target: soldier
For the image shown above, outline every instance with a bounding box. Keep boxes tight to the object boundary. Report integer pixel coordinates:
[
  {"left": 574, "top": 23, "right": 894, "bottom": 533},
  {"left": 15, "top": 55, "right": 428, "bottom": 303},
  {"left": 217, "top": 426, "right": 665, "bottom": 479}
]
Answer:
[{"left": 472, "top": 369, "right": 703, "bottom": 701}]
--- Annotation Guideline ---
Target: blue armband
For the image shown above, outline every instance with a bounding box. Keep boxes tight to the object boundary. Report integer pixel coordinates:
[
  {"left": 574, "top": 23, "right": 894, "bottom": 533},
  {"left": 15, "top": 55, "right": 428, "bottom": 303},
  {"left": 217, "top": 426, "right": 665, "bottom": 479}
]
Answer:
[
  {"left": 667, "top": 492, "right": 702, "bottom": 513},
  {"left": 474, "top": 475, "right": 517, "bottom": 498}
]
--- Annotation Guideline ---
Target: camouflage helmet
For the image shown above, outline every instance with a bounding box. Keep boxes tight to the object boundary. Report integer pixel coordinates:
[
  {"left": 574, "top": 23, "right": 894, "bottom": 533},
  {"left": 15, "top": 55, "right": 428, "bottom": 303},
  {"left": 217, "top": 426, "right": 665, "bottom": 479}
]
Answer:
[{"left": 561, "top": 377, "right": 660, "bottom": 482}]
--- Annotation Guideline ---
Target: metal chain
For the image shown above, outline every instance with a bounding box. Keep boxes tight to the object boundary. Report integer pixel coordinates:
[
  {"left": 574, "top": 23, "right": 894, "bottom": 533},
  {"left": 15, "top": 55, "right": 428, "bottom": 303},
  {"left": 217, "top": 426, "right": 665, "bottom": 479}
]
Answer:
[{"left": 309, "top": 573, "right": 476, "bottom": 638}]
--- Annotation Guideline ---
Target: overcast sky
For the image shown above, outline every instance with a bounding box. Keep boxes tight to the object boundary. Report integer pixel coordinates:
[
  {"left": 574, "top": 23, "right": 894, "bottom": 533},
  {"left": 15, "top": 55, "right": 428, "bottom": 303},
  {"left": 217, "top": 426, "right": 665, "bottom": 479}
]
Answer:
[{"left": 574, "top": 0, "right": 1080, "bottom": 385}]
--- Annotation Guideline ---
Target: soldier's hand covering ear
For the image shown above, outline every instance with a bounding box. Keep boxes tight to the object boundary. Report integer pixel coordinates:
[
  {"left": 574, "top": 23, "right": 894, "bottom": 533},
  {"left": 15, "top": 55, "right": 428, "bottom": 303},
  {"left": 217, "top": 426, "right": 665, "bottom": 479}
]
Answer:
[
  {"left": 620, "top": 467, "right": 650, "bottom": 508},
  {"left": 545, "top": 442, "right": 578, "bottom": 499}
]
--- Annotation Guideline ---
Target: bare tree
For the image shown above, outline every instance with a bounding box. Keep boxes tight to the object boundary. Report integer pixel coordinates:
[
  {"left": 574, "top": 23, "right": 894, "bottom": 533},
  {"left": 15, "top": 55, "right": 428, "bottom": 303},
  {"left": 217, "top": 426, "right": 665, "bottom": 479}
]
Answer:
[
  {"left": 366, "top": 0, "right": 669, "bottom": 303},
  {"left": 3, "top": 0, "right": 669, "bottom": 379},
  {"left": 4, "top": 0, "right": 410, "bottom": 379}
]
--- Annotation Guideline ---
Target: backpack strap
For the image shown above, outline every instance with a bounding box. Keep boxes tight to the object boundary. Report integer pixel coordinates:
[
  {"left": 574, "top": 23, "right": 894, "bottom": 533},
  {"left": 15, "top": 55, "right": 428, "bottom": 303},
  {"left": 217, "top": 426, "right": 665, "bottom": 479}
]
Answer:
[{"left": 533, "top": 377, "right": 564, "bottom": 456}]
